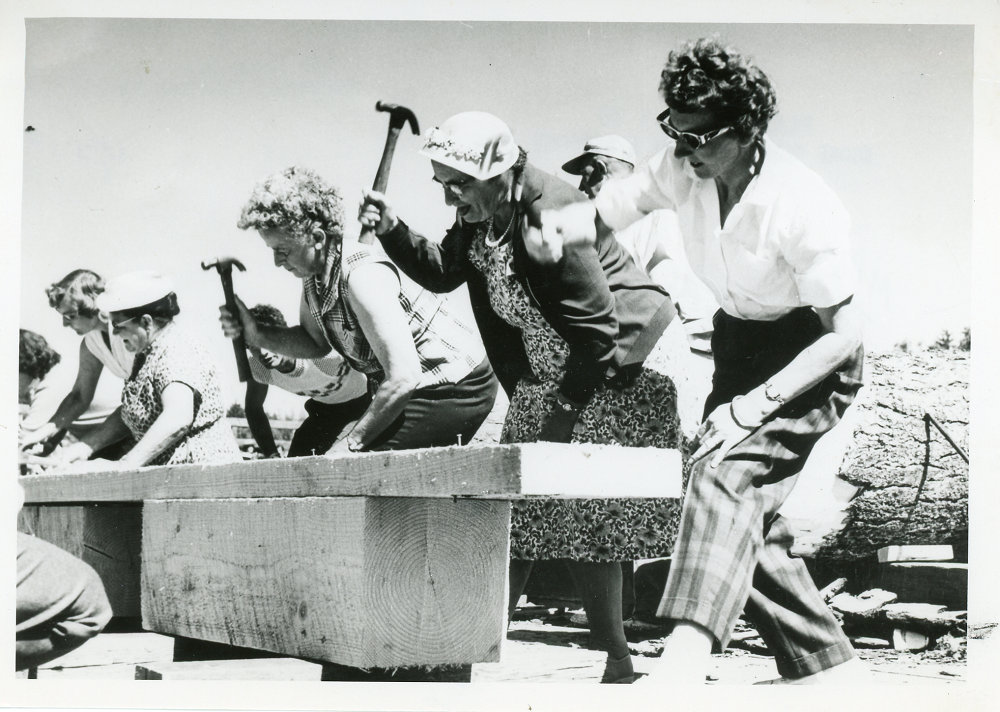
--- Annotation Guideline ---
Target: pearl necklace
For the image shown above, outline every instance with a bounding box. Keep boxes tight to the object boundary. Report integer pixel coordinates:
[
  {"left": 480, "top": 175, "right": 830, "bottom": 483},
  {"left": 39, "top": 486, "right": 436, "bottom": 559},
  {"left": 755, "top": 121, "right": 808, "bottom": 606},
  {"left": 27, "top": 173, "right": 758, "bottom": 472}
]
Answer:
[{"left": 483, "top": 205, "right": 517, "bottom": 248}]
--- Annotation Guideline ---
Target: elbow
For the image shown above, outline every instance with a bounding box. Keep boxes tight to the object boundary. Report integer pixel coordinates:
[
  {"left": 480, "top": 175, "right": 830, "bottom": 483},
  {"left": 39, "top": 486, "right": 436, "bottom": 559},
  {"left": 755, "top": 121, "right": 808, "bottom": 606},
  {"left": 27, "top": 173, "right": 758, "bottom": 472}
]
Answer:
[{"left": 382, "top": 367, "right": 421, "bottom": 401}]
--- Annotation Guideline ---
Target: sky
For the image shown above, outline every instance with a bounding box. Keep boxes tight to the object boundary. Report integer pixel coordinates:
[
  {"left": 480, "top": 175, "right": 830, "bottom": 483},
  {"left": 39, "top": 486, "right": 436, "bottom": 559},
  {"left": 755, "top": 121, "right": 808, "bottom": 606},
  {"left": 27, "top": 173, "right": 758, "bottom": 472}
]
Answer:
[{"left": 12, "top": 17, "right": 974, "bottom": 414}]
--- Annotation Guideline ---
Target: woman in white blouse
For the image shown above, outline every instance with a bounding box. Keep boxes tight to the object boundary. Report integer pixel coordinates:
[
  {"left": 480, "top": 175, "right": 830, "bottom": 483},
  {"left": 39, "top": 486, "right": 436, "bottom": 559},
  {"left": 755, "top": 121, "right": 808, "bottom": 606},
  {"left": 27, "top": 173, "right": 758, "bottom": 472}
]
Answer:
[
  {"left": 534, "top": 38, "right": 865, "bottom": 685},
  {"left": 20, "top": 269, "right": 134, "bottom": 456}
]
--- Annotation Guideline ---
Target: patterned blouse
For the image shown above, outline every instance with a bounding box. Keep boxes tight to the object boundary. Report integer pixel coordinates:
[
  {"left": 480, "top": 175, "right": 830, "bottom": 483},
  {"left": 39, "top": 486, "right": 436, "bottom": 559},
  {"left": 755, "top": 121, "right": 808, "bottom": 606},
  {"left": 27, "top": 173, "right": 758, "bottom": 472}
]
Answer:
[
  {"left": 120, "top": 322, "right": 240, "bottom": 466},
  {"left": 303, "top": 241, "right": 485, "bottom": 391}
]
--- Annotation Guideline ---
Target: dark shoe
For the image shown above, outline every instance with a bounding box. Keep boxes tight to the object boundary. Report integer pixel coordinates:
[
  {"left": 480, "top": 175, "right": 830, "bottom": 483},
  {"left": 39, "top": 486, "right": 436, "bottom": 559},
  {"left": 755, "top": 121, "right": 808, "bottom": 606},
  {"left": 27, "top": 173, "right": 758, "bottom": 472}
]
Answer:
[{"left": 600, "top": 652, "right": 635, "bottom": 684}]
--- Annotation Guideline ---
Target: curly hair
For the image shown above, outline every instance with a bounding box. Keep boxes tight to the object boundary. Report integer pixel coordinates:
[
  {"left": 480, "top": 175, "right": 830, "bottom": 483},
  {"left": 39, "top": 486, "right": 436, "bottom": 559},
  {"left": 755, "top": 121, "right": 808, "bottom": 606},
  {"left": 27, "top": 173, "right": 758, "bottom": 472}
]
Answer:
[
  {"left": 249, "top": 303, "right": 288, "bottom": 329},
  {"left": 45, "top": 269, "right": 105, "bottom": 318},
  {"left": 237, "top": 166, "right": 346, "bottom": 245},
  {"left": 660, "top": 37, "right": 778, "bottom": 142},
  {"left": 19, "top": 329, "right": 61, "bottom": 380}
]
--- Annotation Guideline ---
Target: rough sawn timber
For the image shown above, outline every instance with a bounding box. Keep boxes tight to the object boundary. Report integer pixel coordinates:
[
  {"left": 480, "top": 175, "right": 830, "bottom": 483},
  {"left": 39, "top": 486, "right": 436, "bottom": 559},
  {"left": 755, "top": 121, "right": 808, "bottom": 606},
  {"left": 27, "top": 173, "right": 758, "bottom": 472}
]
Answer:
[
  {"left": 21, "top": 442, "right": 682, "bottom": 670},
  {"left": 20, "top": 442, "right": 682, "bottom": 503},
  {"left": 141, "top": 497, "right": 511, "bottom": 668},
  {"left": 17, "top": 504, "right": 142, "bottom": 618}
]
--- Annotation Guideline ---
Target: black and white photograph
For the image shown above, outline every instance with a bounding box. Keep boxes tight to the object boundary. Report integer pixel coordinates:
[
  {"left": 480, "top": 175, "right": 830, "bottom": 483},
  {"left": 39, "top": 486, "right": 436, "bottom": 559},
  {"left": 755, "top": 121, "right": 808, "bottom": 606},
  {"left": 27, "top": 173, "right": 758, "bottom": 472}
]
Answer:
[{"left": 4, "top": 1, "right": 996, "bottom": 709}]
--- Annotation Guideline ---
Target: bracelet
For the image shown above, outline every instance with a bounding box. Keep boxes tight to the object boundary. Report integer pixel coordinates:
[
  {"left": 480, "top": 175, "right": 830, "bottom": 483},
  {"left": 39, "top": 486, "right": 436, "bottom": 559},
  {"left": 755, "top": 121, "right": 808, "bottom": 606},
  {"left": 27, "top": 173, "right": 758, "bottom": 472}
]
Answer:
[
  {"left": 763, "top": 381, "right": 785, "bottom": 407},
  {"left": 729, "top": 396, "right": 762, "bottom": 430}
]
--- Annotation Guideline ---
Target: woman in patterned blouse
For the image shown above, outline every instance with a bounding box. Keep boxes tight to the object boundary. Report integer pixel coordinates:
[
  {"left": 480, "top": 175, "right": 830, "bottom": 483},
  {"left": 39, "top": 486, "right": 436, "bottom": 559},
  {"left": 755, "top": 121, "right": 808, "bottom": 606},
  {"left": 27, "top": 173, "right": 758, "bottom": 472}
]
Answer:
[{"left": 57, "top": 270, "right": 241, "bottom": 469}]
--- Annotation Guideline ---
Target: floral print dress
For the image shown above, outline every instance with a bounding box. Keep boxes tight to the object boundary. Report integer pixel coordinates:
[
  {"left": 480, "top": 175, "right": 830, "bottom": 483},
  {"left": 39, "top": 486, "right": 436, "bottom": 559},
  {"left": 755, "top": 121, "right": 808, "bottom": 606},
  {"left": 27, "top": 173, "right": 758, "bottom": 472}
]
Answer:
[
  {"left": 468, "top": 230, "right": 687, "bottom": 561},
  {"left": 120, "top": 323, "right": 241, "bottom": 466}
]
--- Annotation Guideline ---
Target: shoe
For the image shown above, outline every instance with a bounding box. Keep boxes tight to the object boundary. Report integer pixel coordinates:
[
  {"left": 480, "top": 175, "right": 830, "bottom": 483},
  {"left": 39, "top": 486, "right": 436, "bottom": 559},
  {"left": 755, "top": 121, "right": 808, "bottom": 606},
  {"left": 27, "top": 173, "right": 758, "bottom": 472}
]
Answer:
[
  {"left": 754, "top": 657, "right": 869, "bottom": 685},
  {"left": 600, "top": 652, "right": 635, "bottom": 684}
]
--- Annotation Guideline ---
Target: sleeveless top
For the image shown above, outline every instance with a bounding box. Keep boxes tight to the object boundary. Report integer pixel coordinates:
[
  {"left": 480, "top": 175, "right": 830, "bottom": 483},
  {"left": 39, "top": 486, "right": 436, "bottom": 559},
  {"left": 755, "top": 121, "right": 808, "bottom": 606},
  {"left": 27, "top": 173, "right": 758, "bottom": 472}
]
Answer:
[{"left": 303, "top": 241, "right": 485, "bottom": 390}]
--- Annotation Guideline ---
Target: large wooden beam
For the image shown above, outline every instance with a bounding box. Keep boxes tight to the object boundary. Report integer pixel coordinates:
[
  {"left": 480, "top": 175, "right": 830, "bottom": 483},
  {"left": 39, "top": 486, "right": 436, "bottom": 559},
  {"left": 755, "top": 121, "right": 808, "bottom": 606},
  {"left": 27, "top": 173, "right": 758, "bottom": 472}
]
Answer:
[
  {"left": 140, "top": 497, "right": 511, "bottom": 668},
  {"left": 18, "top": 504, "right": 142, "bottom": 618},
  {"left": 20, "top": 443, "right": 681, "bottom": 503}
]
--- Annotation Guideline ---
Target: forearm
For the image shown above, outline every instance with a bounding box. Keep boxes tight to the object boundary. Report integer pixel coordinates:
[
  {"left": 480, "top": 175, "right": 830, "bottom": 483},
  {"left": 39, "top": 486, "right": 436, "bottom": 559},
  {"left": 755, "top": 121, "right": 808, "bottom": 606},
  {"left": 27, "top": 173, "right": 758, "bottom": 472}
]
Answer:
[
  {"left": 78, "top": 408, "right": 130, "bottom": 454},
  {"left": 49, "top": 391, "right": 90, "bottom": 431},
  {"left": 118, "top": 406, "right": 193, "bottom": 468},
  {"left": 255, "top": 324, "right": 330, "bottom": 359},
  {"left": 734, "top": 330, "right": 860, "bottom": 425},
  {"left": 348, "top": 375, "right": 418, "bottom": 448}
]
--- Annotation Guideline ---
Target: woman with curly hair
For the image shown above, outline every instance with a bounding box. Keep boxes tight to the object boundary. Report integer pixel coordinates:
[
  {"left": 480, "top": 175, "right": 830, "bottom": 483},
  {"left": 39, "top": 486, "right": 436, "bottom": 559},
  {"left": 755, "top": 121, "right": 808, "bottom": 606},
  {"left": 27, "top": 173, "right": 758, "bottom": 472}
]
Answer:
[
  {"left": 20, "top": 270, "right": 134, "bottom": 455},
  {"left": 360, "top": 111, "right": 696, "bottom": 684},
  {"left": 536, "top": 38, "right": 865, "bottom": 684},
  {"left": 219, "top": 167, "right": 496, "bottom": 453}
]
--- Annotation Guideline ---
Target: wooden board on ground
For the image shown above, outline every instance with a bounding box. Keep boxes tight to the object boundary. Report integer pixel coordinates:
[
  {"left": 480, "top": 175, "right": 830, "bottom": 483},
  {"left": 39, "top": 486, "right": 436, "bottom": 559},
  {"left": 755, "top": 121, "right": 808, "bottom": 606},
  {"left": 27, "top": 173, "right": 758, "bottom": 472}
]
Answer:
[
  {"left": 18, "top": 504, "right": 141, "bottom": 617},
  {"left": 877, "top": 545, "right": 954, "bottom": 563},
  {"left": 877, "top": 562, "right": 968, "bottom": 609},
  {"left": 140, "top": 497, "right": 511, "bottom": 668},
  {"left": 135, "top": 658, "right": 322, "bottom": 680},
  {"left": 20, "top": 443, "right": 682, "bottom": 503}
]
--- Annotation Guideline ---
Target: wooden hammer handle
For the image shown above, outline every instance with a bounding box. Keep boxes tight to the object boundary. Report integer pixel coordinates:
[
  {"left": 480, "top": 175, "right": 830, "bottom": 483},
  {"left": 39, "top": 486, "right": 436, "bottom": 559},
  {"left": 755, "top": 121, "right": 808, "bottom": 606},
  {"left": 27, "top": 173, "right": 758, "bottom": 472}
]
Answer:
[{"left": 220, "top": 271, "right": 252, "bottom": 383}]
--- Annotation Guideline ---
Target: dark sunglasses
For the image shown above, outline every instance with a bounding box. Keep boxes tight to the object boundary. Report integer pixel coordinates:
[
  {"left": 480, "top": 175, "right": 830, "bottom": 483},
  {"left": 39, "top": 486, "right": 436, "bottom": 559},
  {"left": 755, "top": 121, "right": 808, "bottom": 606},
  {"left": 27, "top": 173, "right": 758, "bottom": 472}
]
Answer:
[{"left": 657, "top": 109, "right": 733, "bottom": 150}]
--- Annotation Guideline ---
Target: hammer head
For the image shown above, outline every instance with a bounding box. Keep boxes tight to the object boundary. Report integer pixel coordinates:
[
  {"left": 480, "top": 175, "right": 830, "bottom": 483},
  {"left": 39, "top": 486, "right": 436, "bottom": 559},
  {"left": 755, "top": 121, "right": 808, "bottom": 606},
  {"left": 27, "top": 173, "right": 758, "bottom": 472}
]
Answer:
[
  {"left": 201, "top": 256, "right": 246, "bottom": 273},
  {"left": 376, "top": 101, "right": 419, "bottom": 135}
]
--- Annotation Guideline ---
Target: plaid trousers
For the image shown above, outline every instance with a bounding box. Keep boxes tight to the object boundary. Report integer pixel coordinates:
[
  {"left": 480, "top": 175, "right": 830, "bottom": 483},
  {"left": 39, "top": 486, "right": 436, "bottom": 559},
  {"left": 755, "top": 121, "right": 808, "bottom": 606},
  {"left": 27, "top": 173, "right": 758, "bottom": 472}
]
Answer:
[{"left": 657, "top": 308, "right": 864, "bottom": 678}]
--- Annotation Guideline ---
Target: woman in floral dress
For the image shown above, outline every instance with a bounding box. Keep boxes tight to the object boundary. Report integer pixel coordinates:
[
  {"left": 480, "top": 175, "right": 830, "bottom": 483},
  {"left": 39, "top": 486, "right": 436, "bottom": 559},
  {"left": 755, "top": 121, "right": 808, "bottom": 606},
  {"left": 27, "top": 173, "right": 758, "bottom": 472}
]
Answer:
[
  {"left": 361, "top": 111, "right": 696, "bottom": 684},
  {"left": 57, "top": 270, "right": 240, "bottom": 469}
]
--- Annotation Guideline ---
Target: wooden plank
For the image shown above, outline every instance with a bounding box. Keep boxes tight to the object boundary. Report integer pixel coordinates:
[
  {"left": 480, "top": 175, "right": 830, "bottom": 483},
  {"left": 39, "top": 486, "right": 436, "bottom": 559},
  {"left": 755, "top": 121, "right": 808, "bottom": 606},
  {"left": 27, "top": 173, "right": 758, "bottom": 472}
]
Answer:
[
  {"left": 877, "top": 545, "right": 954, "bottom": 563},
  {"left": 876, "top": 562, "right": 968, "bottom": 609},
  {"left": 140, "top": 496, "right": 510, "bottom": 668},
  {"left": 18, "top": 504, "right": 142, "bottom": 618},
  {"left": 136, "top": 658, "right": 322, "bottom": 680},
  {"left": 21, "top": 443, "right": 682, "bottom": 503}
]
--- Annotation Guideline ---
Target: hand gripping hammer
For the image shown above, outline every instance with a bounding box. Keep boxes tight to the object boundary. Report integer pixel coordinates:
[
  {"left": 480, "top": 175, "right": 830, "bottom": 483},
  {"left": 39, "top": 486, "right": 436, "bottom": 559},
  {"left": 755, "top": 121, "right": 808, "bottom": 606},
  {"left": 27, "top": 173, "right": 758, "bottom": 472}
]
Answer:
[
  {"left": 201, "top": 256, "right": 252, "bottom": 382},
  {"left": 359, "top": 101, "right": 420, "bottom": 244}
]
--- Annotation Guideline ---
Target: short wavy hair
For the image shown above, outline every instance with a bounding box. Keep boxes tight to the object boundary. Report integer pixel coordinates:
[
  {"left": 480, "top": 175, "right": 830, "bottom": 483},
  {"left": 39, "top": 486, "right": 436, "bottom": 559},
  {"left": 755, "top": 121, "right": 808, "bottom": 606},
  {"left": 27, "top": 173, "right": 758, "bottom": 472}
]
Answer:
[
  {"left": 660, "top": 37, "right": 778, "bottom": 142},
  {"left": 249, "top": 303, "right": 288, "bottom": 329},
  {"left": 19, "top": 329, "right": 61, "bottom": 380},
  {"left": 237, "top": 166, "right": 346, "bottom": 245},
  {"left": 45, "top": 269, "right": 105, "bottom": 318}
]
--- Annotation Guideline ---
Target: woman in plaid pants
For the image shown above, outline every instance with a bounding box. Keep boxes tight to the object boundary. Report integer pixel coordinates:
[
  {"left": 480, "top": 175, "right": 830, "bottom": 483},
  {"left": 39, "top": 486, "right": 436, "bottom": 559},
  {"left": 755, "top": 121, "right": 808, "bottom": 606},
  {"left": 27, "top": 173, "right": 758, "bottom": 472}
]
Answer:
[{"left": 533, "top": 37, "right": 865, "bottom": 684}]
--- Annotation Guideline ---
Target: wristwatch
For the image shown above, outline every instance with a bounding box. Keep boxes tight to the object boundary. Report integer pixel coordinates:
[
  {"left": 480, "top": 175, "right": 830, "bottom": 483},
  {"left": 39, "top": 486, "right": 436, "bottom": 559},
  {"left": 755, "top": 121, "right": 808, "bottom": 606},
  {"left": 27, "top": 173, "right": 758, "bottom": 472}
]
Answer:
[{"left": 554, "top": 392, "right": 582, "bottom": 413}]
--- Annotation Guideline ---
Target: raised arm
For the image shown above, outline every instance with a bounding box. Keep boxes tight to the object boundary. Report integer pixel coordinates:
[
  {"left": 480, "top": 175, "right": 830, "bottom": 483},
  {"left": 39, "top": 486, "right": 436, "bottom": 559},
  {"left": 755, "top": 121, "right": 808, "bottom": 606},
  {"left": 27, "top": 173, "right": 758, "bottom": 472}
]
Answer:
[{"left": 360, "top": 189, "right": 470, "bottom": 293}]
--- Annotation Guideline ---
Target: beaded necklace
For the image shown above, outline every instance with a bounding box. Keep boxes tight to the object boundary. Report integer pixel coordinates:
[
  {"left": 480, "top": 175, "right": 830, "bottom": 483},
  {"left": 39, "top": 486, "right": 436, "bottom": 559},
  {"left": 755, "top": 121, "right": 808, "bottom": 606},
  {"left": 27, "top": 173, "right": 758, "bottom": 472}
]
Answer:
[{"left": 483, "top": 204, "right": 518, "bottom": 248}]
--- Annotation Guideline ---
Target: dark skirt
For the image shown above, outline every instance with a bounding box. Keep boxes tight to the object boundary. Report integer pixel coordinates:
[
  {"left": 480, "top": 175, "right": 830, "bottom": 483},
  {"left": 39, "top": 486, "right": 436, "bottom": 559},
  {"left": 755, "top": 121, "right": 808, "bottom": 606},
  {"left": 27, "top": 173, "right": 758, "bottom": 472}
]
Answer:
[{"left": 365, "top": 358, "right": 498, "bottom": 451}]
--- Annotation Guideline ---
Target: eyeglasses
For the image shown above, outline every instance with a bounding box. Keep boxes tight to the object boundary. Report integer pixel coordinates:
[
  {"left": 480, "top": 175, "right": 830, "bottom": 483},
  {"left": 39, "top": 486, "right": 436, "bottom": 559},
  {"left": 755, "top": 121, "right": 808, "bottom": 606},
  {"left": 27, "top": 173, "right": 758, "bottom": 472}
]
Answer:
[
  {"left": 110, "top": 316, "right": 138, "bottom": 334},
  {"left": 657, "top": 109, "right": 733, "bottom": 150},
  {"left": 432, "top": 174, "right": 476, "bottom": 197}
]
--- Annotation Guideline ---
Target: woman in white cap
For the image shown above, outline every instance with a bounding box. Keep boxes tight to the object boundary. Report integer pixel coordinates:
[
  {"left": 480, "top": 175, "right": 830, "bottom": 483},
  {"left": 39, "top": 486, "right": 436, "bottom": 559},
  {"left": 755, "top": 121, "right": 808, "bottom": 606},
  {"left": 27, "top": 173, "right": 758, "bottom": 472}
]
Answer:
[
  {"left": 219, "top": 166, "right": 497, "bottom": 453},
  {"left": 19, "top": 269, "right": 134, "bottom": 457},
  {"left": 57, "top": 270, "right": 241, "bottom": 469},
  {"left": 360, "top": 111, "right": 695, "bottom": 684}
]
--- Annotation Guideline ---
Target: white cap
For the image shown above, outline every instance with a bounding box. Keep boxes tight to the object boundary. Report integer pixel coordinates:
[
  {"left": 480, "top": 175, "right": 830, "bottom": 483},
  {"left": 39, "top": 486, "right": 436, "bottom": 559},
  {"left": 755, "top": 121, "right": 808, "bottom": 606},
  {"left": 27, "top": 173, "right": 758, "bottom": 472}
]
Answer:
[
  {"left": 96, "top": 270, "right": 175, "bottom": 313},
  {"left": 561, "top": 135, "right": 636, "bottom": 175},
  {"left": 419, "top": 111, "right": 520, "bottom": 180}
]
